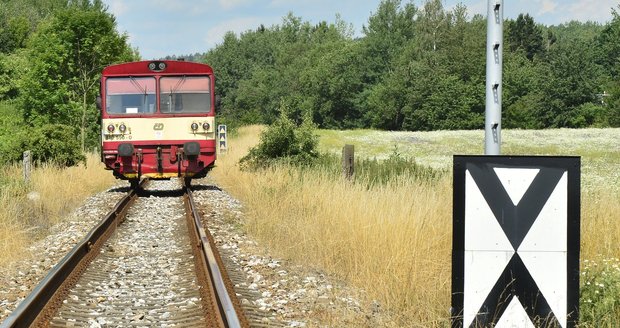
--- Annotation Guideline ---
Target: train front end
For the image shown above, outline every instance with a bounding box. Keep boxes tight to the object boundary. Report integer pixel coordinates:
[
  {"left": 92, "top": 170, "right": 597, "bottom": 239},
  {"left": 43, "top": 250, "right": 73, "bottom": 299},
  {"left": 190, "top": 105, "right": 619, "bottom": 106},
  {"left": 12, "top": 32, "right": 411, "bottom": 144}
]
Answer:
[{"left": 100, "top": 61, "right": 217, "bottom": 185}]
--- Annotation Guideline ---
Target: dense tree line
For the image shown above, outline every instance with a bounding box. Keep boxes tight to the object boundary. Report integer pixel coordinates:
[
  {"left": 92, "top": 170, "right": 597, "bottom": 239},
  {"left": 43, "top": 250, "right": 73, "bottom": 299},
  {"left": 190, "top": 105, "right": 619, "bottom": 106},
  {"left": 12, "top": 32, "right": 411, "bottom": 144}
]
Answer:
[
  {"left": 205, "top": 0, "right": 620, "bottom": 130},
  {"left": 0, "top": 0, "right": 136, "bottom": 165},
  {"left": 1, "top": 0, "right": 619, "bottom": 165}
]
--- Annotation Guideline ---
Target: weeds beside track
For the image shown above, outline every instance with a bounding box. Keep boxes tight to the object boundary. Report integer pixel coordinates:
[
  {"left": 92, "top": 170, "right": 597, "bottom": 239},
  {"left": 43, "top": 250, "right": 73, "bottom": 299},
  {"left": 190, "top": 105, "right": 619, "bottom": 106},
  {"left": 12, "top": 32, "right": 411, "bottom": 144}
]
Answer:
[{"left": 212, "top": 126, "right": 620, "bottom": 326}]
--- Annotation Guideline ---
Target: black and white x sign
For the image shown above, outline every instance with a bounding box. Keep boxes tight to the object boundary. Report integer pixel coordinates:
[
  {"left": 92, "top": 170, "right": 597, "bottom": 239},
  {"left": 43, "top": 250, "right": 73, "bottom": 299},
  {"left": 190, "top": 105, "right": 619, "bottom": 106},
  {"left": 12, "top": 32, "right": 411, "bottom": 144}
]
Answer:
[{"left": 451, "top": 156, "right": 580, "bottom": 328}]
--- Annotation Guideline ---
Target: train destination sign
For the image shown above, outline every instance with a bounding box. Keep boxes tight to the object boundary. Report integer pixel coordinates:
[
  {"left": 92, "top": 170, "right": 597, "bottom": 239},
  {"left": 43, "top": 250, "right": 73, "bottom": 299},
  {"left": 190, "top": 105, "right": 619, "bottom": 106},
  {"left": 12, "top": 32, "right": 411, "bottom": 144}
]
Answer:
[{"left": 451, "top": 156, "right": 580, "bottom": 328}]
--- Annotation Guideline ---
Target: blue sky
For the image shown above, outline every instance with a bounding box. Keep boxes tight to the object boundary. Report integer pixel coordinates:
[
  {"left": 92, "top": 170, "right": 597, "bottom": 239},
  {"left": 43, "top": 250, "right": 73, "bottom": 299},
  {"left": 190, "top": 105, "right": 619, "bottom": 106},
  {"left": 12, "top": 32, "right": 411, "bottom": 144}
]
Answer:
[{"left": 102, "top": 0, "right": 619, "bottom": 60}]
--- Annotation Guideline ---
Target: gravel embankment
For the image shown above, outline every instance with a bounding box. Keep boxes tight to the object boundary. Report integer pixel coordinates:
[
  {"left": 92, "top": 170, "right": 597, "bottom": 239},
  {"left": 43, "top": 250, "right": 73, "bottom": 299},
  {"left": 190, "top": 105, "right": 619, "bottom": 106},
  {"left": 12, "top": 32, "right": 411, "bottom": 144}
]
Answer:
[{"left": 1, "top": 179, "right": 389, "bottom": 327}]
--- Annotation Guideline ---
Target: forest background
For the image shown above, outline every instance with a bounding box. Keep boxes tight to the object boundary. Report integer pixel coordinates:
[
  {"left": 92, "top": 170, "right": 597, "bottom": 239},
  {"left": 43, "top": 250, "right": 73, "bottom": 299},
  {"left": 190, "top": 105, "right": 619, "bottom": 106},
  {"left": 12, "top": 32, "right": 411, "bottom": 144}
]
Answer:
[{"left": 1, "top": 0, "right": 620, "bottom": 165}]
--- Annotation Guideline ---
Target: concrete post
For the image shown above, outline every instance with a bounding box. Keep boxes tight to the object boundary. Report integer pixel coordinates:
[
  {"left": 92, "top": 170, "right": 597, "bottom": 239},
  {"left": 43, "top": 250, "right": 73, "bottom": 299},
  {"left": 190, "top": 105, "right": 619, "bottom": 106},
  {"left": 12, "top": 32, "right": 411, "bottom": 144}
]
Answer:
[{"left": 342, "top": 145, "right": 354, "bottom": 180}]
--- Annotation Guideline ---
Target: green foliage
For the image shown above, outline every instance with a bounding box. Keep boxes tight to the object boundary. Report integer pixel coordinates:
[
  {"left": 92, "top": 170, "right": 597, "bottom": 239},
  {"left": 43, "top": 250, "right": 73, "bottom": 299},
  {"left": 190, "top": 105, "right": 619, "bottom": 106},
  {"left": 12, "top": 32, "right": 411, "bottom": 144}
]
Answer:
[
  {"left": 0, "top": 0, "right": 135, "bottom": 166},
  {"left": 28, "top": 124, "right": 85, "bottom": 167},
  {"left": 362, "top": 0, "right": 416, "bottom": 83},
  {"left": 199, "top": 1, "right": 620, "bottom": 131},
  {"left": 239, "top": 105, "right": 319, "bottom": 170},
  {"left": 598, "top": 6, "right": 620, "bottom": 77},
  {"left": 503, "top": 51, "right": 547, "bottom": 129},
  {"left": 0, "top": 16, "right": 30, "bottom": 54},
  {"left": 0, "top": 52, "right": 26, "bottom": 100},
  {"left": 19, "top": 0, "right": 136, "bottom": 151},
  {"left": 606, "top": 82, "right": 620, "bottom": 127},
  {"left": 506, "top": 14, "right": 544, "bottom": 60},
  {"left": 579, "top": 257, "right": 620, "bottom": 326},
  {"left": 311, "top": 145, "right": 445, "bottom": 188},
  {"left": 600, "top": 8, "right": 620, "bottom": 127},
  {"left": 0, "top": 100, "right": 29, "bottom": 164},
  {"left": 354, "top": 146, "right": 445, "bottom": 187},
  {"left": 299, "top": 31, "right": 365, "bottom": 129},
  {"left": 542, "top": 38, "right": 603, "bottom": 127}
]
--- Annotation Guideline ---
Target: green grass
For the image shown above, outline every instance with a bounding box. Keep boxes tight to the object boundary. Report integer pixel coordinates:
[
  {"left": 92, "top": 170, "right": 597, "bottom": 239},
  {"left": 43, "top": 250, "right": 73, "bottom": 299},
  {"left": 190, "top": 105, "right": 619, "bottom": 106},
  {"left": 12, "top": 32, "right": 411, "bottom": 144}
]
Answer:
[
  {"left": 318, "top": 128, "right": 620, "bottom": 192},
  {"left": 579, "top": 257, "right": 620, "bottom": 327}
]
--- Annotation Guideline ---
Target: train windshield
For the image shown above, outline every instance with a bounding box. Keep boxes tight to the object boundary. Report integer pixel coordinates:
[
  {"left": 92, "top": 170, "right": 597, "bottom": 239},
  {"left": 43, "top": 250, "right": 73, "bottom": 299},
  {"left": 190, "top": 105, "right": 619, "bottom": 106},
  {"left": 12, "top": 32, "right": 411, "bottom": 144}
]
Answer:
[
  {"left": 160, "top": 76, "right": 211, "bottom": 113},
  {"left": 106, "top": 77, "right": 156, "bottom": 114}
]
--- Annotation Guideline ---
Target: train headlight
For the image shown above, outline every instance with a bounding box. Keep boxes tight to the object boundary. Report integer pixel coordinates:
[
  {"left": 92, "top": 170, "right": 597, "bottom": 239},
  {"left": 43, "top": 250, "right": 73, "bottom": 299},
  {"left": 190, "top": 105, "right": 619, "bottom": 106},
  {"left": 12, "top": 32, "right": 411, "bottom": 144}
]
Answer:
[
  {"left": 148, "top": 61, "right": 167, "bottom": 72},
  {"left": 119, "top": 123, "right": 127, "bottom": 133},
  {"left": 202, "top": 122, "right": 210, "bottom": 131},
  {"left": 107, "top": 124, "right": 115, "bottom": 133},
  {"left": 191, "top": 122, "right": 199, "bottom": 131}
]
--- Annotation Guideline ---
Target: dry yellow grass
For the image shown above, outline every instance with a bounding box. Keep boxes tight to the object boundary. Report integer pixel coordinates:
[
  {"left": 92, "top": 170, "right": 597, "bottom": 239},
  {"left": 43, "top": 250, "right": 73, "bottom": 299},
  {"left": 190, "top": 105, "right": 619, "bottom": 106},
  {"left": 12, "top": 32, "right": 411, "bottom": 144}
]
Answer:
[
  {"left": 212, "top": 125, "right": 620, "bottom": 326},
  {"left": 212, "top": 126, "right": 452, "bottom": 325},
  {"left": 0, "top": 153, "right": 116, "bottom": 267},
  {"left": 0, "top": 184, "right": 27, "bottom": 267},
  {"left": 581, "top": 187, "right": 620, "bottom": 259}
]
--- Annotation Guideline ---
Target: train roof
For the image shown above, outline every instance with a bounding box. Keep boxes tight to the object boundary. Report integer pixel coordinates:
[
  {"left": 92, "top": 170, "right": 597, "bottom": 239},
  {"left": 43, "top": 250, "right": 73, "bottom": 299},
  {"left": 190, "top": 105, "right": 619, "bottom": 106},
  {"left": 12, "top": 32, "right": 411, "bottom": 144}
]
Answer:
[{"left": 102, "top": 60, "right": 213, "bottom": 76}]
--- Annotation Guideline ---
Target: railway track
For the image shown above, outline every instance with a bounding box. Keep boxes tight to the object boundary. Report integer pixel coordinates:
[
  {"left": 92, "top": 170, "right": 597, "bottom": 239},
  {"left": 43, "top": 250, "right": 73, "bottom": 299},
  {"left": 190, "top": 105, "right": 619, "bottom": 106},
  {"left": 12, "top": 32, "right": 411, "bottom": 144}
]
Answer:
[{"left": 1, "top": 179, "right": 248, "bottom": 328}]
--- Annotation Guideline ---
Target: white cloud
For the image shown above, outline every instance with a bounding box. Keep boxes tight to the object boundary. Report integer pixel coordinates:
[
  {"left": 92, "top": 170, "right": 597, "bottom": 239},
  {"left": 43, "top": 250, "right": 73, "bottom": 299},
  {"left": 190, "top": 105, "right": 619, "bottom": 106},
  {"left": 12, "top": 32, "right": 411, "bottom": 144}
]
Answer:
[
  {"left": 269, "top": 0, "right": 304, "bottom": 6},
  {"left": 149, "top": 0, "right": 211, "bottom": 15},
  {"left": 566, "top": 0, "right": 615, "bottom": 23},
  {"left": 218, "top": 0, "right": 255, "bottom": 10},
  {"left": 107, "top": 0, "right": 129, "bottom": 16},
  {"left": 204, "top": 17, "right": 267, "bottom": 47},
  {"left": 537, "top": 0, "right": 558, "bottom": 15},
  {"left": 458, "top": 0, "right": 486, "bottom": 18}
]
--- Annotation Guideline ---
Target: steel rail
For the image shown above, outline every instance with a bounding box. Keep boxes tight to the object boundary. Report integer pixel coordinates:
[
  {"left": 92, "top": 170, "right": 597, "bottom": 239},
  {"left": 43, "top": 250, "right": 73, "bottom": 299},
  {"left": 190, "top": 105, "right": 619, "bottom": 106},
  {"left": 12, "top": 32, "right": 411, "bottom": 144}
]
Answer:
[
  {"left": 0, "top": 180, "right": 147, "bottom": 328},
  {"left": 185, "top": 187, "right": 243, "bottom": 328}
]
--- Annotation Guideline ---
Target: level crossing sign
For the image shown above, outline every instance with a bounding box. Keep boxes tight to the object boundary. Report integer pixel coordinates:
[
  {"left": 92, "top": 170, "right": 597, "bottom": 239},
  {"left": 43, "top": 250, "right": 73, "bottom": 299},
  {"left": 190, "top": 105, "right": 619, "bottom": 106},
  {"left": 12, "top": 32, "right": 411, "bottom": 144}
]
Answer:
[{"left": 451, "top": 156, "right": 580, "bottom": 328}]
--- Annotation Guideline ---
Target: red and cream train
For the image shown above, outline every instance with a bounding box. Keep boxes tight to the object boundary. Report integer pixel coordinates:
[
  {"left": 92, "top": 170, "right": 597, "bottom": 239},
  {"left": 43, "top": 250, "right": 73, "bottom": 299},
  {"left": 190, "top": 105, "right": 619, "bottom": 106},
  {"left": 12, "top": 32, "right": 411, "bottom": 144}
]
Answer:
[{"left": 99, "top": 60, "right": 217, "bottom": 187}]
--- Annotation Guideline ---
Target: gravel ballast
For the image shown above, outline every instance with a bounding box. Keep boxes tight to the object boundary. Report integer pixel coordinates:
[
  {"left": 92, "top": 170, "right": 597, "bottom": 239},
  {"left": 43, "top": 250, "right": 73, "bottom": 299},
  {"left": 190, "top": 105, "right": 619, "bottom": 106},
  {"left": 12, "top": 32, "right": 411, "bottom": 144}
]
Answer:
[{"left": 1, "top": 179, "right": 390, "bottom": 327}]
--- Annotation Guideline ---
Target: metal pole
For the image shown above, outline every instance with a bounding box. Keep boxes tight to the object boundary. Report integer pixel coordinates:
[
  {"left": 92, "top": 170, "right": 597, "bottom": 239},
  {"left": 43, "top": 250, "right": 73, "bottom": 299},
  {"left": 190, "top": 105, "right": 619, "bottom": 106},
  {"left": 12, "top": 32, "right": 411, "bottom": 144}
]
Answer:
[{"left": 485, "top": 0, "right": 503, "bottom": 155}]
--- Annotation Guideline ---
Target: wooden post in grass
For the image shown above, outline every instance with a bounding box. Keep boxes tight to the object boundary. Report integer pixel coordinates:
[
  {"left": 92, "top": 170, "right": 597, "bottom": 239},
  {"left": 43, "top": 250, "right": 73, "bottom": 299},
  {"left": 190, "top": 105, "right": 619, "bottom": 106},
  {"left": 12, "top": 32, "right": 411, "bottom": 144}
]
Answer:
[
  {"left": 342, "top": 144, "right": 354, "bottom": 180},
  {"left": 23, "top": 150, "right": 31, "bottom": 183}
]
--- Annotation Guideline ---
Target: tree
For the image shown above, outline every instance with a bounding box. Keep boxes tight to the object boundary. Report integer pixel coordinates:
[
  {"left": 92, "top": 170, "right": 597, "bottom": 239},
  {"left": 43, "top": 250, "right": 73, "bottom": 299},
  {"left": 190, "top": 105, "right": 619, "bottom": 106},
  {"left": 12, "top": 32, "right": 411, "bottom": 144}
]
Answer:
[
  {"left": 598, "top": 6, "right": 620, "bottom": 76},
  {"left": 507, "top": 14, "right": 545, "bottom": 60},
  {"left": 29, "top": 124, "right": 85, "bottom": 166},
  {"left": 0, "top": 52, "right": 28, "bottom": 100},
  {"left": 0, "top": 16, "right": 30, "bottom": 54},
  {"left": 197, "top": 0, "right": 618, "bottom": 131},
  {"left": 0, "top": 0, "right": 67, "bottom": 54},
  {"left": 540, "top": 39, "right": 602, "bottom": 127},
  {"left": 599, "top": 5, "right": 620, "bottom": 126},
  {"left": 297, "top": 19, "right": 362, "bottom": 129},
  {"left": 606, "top": 83, "right": 620, "bottom": 127},
  {"left": 415, "top": 0, "right": 450, "bottom": 53},
  {"left": 204, "top": 26, "right": 278, "bottom": 122},
  {"left": 362, "top": 0, "right": 417, "bottom": 81},
  {"left": 502, "top": 51, "right": 547, "bottom": 129},
  {"left": 20, "top": 0, "right": 136, "bottom": 153}
]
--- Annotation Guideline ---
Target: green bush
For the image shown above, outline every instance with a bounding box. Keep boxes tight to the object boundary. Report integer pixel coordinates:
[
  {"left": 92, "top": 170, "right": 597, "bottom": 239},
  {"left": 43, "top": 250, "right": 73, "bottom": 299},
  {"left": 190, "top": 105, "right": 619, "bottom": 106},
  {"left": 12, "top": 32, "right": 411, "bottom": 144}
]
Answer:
[
  {"left": 357, "top": 146, "right": 445, "bottom": 187},
  {"left": 239, "top": 106, "right": 319, "bottom": 169},
  {"left": 314, "top": 145, "right": 445, "bottom": 188},
  {"left": 579, "top": 257, "right": 620, "bottom": 326},
  {"left": 0, "top": 100, "right": 30, "bottom": 164},
  {"left": 28, "top": 124, "right": 85, "bottom": 167}
]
